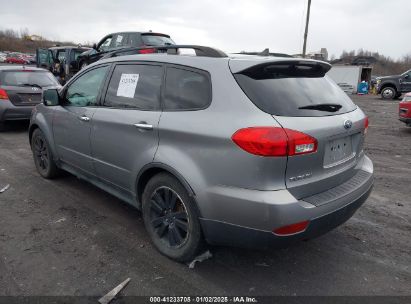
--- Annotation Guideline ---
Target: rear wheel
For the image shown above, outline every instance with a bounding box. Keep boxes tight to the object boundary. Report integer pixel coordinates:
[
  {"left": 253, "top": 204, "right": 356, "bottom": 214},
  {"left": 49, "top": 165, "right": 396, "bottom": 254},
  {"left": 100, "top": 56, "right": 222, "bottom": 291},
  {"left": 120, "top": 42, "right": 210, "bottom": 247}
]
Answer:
[
  {"left": 31, "top": 128, "right": 60, "bottom": 179},
  {"left": 381, "top": 86, "right": 396, "bottom": 100},
  {"left": 142, "top": 173, "right": 203, "bottom": 262}
]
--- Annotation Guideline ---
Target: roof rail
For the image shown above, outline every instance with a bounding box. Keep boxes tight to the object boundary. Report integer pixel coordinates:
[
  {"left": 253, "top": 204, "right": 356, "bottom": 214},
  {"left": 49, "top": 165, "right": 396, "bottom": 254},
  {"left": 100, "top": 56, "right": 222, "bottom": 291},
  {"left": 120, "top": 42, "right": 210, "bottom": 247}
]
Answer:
[{"left": 102, "top": 45, "right": 228, "bottom": 59}]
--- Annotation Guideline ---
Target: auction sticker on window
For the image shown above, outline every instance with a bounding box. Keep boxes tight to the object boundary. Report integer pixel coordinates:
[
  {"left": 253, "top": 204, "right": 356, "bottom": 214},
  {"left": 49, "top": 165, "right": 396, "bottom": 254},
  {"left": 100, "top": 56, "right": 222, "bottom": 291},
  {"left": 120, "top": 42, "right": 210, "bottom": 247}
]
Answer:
[{"left": 117, "top": 74, "right": 139, "bottom": 98}]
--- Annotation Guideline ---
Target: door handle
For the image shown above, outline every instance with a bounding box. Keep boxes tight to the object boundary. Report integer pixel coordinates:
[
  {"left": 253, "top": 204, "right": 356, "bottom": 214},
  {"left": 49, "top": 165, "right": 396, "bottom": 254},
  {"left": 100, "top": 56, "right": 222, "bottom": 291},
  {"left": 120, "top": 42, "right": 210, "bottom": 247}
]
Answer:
[
  {"left": 133, "top": 123, "right": 153, "bottom": 130},
  {"left": 78, "top": 115, "right": 90, "bottom": 122}
]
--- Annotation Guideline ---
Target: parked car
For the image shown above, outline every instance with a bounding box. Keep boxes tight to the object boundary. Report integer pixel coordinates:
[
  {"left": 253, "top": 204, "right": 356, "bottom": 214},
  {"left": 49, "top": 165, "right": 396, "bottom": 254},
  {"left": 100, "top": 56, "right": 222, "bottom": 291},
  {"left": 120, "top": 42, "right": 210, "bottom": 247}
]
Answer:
[
  {"left": 36, "top": 46, "right": 91, "bottom": 84},
  {"left": 0, "top": 52, "right": 7, "bottom": 63},
  {"left": 5, "top": 53, "right": 29, "bottom": 64},
  {"left": 0, "top": 66, "right": 61, "bottom": 130},
  {"left": 376, "top": 69, "right": 411, "bottom": 99},
  {"left": 29, "top": 45, "right": 373, "bottom": 262},
  {"left": 399, "top": 92, "right": 411, "bottom": 126},
  {"left": 77, "top": 32, "right": 174, "bottom": 69}
]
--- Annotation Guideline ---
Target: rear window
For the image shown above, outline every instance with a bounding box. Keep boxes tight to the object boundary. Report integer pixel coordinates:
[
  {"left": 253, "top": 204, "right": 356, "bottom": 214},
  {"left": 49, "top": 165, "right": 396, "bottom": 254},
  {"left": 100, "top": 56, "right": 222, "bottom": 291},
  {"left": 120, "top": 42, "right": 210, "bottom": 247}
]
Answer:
[
  {"left": 234, "top": 61, "right": 357, "bottom": 117},
  {"left": 141, "top": 35, "right": 174, "bottom": 46},
  {"left": 0, "top": 71, "right": 59, "bottom": 87}
]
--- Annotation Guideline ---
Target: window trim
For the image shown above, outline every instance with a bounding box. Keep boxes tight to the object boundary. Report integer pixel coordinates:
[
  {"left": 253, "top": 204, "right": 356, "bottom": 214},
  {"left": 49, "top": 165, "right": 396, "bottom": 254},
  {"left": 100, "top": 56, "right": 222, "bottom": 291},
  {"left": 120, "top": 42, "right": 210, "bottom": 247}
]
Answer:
[
  {"left": 101, "top": 61, "right": 165, "bottom": 112},
  {"left": 61, "top": 63, "right": 111, "bottom": 108},
  {"left": 162, "top": 64, "right": 212, "bottom": 112}
]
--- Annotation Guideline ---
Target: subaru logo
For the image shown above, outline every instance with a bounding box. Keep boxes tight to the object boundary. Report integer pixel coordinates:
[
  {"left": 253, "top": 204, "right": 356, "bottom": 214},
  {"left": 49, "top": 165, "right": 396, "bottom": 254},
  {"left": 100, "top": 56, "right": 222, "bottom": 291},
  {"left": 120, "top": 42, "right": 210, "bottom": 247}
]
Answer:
[
  {"left": 344, "top": 119, "right": 352, "bottom": 129},
  {"left": 31, "top": 87, "right": 39, "bottom": 91}
]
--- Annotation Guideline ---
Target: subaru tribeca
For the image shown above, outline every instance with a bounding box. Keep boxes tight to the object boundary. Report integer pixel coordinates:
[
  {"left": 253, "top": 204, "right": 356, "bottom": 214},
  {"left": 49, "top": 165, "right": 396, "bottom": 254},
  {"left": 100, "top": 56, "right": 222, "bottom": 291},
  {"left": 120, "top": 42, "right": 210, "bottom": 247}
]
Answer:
[{"left": 29, "top": 46, "right": 374, "bottom": 262}]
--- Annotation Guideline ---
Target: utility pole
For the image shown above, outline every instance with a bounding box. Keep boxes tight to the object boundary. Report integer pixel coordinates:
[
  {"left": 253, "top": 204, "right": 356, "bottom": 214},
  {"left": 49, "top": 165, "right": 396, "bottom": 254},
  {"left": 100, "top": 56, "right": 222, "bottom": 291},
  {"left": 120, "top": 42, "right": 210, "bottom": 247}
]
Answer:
[{"left": 302, "top": 0, "right": 312, "bottom": 58}]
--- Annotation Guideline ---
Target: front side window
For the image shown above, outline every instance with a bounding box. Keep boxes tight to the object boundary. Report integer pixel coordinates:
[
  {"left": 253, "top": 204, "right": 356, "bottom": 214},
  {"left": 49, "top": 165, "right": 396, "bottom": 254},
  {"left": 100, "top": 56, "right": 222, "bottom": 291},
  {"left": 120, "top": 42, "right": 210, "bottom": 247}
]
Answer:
[
  {"left": 99, "top": 37, "right": 113, "bottom": 51},
  {"left": 65, "top": 66, "right": 109, "bottom": 107},
  {"left": 164, "top": 67, "right": 211, "bottom": 110},
  {"left": 104, "top": 64, "right": 163, "bottom": 110}
]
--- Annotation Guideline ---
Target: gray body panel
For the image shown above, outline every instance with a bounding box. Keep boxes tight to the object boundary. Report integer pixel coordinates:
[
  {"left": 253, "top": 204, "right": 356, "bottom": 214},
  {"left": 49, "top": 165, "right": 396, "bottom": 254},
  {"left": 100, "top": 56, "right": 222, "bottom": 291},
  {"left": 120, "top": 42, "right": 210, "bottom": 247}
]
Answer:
[{"left": 29, "top": 53, "right": 374, "bottom": 247}]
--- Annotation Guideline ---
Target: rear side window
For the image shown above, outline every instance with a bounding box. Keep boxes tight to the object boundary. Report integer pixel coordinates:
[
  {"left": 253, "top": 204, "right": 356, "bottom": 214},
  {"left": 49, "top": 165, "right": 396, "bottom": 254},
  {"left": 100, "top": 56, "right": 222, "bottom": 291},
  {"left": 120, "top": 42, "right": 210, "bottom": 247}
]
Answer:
[
  {"left": 164, "top": 67, "right": 211, "bottom": 111},
  {"left": 0, "top": 71, "right": 59, "bottom": 87},
  {"left": 141, "top": 35, "right": 175, "bottom": 46},
  {"left": 104, "top": 64, "right": 162, "bottom": 110},
  {"left": 234, "top": 61, "right": 357, "bottom": 117}
]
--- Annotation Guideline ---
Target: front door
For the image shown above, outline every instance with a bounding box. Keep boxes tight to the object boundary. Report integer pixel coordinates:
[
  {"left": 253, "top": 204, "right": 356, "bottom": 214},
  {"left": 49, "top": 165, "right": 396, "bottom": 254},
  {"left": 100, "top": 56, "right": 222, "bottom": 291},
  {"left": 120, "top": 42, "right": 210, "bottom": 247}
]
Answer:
[
  {"left": 400, "top": 70, "right": 411, "bottom": 92},
  {"left": 53, "top": 65, "right": 110, "bottom": 175},
  {"left": 90, "top": 63, "right": 163, "bottom": 193}
]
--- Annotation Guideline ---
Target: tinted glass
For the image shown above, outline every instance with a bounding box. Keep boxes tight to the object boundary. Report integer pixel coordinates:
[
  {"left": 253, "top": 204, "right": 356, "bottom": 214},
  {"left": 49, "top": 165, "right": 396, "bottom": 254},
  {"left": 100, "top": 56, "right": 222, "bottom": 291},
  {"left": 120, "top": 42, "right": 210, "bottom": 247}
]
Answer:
[
  {"left": 0, "top": 71, "right": 59, "bottom": 87},
  {"left": 66, "top": 66, "right": 109, "bottom": 107},
  {"left": 99, "top": 37, "right": 112, "bottom": 51},
  {"left": 57, "top": 50, "right": 66, "bottom": 63},
  {"left": 104, "top": 64, "right": 162, "bottom": 110},
  {"left": 164, "top": 67, "right": 211, "bottom": 110},
  {"left": 112, "top": 34, "right": 126, "bottom": 48},
  {"left": 141, "top": 35, "right": 175, "bottom": 46},
  {"left": 234, "top": 62, "right": 357, "bottom": 117}
]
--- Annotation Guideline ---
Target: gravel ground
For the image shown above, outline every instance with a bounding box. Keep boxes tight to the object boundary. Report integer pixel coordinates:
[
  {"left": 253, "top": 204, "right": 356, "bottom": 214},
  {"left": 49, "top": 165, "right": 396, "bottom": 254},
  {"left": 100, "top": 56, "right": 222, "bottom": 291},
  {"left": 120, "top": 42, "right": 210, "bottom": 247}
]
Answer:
[{"left": 0, "top": 94, "right": 410, "bottom": 297}]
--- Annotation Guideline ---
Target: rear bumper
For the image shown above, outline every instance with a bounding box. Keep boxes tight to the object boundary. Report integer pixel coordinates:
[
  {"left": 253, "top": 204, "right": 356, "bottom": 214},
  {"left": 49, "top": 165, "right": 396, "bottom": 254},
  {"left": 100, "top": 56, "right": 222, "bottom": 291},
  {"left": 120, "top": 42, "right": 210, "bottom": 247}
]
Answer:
[
  {"left": 0, "top": 100, "right": 34, "bottom": 122},
  {"left": 199, "top": 155, "right": 374, "bottom": 247}
]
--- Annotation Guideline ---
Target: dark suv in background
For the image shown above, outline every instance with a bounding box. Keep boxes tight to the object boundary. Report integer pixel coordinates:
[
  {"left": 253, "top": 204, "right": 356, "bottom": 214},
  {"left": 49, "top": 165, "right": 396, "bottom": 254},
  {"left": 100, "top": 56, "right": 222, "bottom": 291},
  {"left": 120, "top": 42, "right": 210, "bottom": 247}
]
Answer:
[
  {"left": 376, "top": 69, "right": 411, "bottom": 99},
  {"left": 77, "top": 31, "right": 175, "bottom": 69}
]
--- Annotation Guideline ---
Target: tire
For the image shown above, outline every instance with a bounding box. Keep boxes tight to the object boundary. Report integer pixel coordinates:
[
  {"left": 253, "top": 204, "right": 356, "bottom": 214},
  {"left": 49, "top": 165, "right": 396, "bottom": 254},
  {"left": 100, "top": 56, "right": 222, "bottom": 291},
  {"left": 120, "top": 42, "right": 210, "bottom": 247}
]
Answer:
[
  {"left": 381, "top": 86, "right": 397, "bottom": 100},
  {"left": 0, "top": 122, "right": 5, "bottom": 132},
  {"left": 31, "top": 128, "right": 60, "bottom": 179},
  {"left": 142, "top": 173, "right": 204, "bottom": 262}
]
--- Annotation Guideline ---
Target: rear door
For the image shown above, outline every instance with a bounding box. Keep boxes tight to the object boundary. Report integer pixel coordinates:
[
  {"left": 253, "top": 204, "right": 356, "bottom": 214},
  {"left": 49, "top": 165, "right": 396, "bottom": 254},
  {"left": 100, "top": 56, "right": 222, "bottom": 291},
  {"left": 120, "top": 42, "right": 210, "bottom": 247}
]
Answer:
[
  {"left": 232, "top": 60, "right": 367, "bottom": 199},
  {"left": 53, "top": 65, "right": 110, "bottom": 175},
  {"left": 90, "top": 62, "right": 163, "bottom": 192}
]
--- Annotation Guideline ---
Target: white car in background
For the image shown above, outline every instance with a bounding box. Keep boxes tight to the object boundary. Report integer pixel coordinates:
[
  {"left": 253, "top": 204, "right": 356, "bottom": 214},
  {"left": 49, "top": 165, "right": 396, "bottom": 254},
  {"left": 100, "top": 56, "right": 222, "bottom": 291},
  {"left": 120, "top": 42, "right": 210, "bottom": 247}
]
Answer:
[{"left": 0, "top": 53, "right": 7, "bottom": 63}]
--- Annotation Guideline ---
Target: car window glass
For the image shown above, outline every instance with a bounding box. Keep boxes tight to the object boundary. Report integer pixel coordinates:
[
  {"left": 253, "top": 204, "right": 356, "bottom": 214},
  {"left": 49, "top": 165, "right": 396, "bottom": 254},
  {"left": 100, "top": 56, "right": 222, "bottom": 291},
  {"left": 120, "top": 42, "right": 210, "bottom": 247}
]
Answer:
[
  {"left": 164, "top": 67, "right": 211, "bottom": 110},
  {"left": 104, "top": 64, "right": 162, "bottom": 110},
  {"left": 127, "top": 33, "right": 139, "bottom": 46},
  {"left": 113, "top": 34, "right": 125, "bottom": 48},
  {"left": 99, "top": 37, "right": 112, "bottom": 51},
  {"left": 57, "top": 50, "right": 66, "bottom": 63},
  {"left": 66, "top": 66, "right": 109, "bottom": 107}
]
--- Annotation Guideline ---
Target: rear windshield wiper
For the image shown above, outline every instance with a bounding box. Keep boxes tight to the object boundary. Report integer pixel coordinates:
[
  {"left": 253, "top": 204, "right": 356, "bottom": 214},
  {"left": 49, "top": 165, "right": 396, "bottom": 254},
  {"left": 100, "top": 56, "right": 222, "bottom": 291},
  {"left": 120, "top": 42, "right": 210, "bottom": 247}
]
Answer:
[
  {"left": 21, "top": 83, "right": 42, "bottom": 89},
  {"left": 298, "top": 103, "right": 342, "bottom": 112}
]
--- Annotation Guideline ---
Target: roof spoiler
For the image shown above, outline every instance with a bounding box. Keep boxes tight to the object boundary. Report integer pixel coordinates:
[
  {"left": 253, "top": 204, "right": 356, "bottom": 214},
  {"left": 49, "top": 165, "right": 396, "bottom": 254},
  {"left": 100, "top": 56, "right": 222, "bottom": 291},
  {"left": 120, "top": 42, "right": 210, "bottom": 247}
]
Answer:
[{"left": 102, "top": 45, "right": 228, "bottom": 59}]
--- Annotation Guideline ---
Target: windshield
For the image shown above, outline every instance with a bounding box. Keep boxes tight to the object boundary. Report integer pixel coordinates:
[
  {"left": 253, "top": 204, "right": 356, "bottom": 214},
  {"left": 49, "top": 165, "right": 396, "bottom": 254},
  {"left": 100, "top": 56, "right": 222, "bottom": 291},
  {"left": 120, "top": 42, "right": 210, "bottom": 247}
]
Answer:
[
  {"left": 234, "top": 62, "right": 357, "bottom": 117},
  {"left": 0, "top": 71, "right": 59, "bottom": 87},
  {"left": 141, "top": 35, "right": 175, "bottom": 46}
]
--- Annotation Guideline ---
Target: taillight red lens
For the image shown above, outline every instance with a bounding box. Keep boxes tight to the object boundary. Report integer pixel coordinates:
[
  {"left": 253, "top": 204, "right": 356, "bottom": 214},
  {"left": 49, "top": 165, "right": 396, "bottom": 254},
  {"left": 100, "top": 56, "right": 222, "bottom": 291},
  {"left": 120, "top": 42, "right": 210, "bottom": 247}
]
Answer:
[
  {"left": 232, "top": 127, "right": 288, "bottom": 156},
  {"left": 364, "top": 117, "right": 369, "bottom": 134},
  {"left": 232, "top": 127, "right": 317, "bottom": 157},
  {"left": 273, "top": 220, "right": 310, "bottom": 236},
  {"left": 0, "top": 88, "right": 8, "bottom": 100},
  {"left": 138, "top": 48, "right": 155, "bottom": 54}
]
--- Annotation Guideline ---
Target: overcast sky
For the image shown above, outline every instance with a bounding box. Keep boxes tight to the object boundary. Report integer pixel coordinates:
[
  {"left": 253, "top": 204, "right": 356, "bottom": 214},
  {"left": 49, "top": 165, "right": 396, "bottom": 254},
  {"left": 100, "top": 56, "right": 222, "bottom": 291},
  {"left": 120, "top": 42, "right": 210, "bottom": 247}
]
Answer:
[{"left": 1, "top": 0, "right": 410, "bottom": 59}]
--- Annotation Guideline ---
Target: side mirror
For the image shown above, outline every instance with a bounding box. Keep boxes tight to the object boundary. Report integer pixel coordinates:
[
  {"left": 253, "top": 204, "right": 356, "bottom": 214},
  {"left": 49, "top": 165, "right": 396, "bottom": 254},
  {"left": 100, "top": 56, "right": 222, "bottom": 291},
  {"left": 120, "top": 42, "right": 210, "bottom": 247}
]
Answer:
[
  {"left": 404, "top": 74, "right": 409, "bottom": 79},
  {"left": 93, "top": 43, "right": 97, "bottom": 50},
  {"left": 43, "top": 89, "right": 60, "bottom": 106}
]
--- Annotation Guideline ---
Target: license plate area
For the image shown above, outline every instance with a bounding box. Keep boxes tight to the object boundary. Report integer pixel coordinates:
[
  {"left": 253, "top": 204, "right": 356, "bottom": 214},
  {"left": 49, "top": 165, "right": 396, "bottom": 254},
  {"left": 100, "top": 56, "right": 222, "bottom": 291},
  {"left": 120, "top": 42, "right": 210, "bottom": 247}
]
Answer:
[{"left": 323, "top": 136, "right": 354, "bottom": 168}]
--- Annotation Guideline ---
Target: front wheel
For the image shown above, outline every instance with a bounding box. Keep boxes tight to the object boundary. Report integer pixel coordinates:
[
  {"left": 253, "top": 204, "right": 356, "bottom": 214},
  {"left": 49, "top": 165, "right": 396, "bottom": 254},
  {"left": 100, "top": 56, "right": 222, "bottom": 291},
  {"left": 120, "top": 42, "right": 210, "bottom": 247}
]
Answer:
[
  {"left": 381, "top": 87, "right": 397, "bottom": 100},
  {"left": 142, "top": 173, "right": 204, "bottom": 262},
  {"left": 31, "top": 128, "right": 60, "bottom": 179}
]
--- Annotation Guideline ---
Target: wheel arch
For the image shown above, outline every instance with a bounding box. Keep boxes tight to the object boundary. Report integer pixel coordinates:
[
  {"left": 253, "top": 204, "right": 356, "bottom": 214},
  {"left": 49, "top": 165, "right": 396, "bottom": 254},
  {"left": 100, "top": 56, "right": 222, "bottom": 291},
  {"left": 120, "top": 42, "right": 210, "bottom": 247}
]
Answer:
[{"left": 136, "top": 163, "right": 197, "bottom": 209}]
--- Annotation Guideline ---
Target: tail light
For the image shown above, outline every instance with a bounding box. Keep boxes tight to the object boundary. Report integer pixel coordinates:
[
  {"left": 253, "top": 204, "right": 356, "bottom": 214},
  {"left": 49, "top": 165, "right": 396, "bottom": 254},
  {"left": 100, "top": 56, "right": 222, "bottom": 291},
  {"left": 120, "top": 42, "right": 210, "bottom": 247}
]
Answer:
[
  {"left": 138, "top": 48, "right": 155, "bottom": 54},
  {"left": 231, "top": 127, "right": 317, "bottom": 157},
  {"left": 273, "top": 220, "right": 310, "bottom": 236},
  {"left": 364, "top": 117, "right": 369, "bottom": 135},
  {"left": 0, "top": 89, "right": 8, "bottom": 100}
]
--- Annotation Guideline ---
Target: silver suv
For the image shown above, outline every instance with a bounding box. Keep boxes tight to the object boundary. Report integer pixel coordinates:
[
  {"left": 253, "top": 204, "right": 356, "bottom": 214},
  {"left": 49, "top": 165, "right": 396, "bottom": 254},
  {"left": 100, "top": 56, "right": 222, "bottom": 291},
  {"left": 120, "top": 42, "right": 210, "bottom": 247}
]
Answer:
[{"left": 29, "top": 45, "right": 374, "bottom": 262}]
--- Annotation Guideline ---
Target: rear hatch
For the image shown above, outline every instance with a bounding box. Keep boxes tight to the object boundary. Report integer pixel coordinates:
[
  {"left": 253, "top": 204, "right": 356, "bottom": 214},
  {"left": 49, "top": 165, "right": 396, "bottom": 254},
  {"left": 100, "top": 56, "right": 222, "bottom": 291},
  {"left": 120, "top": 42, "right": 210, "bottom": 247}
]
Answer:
[
  {"left": 0, "top": 69, "right": 60, "bottom": 106},
  {"left": 230, "top": 59, "right": 368, "bottom": 199}
]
